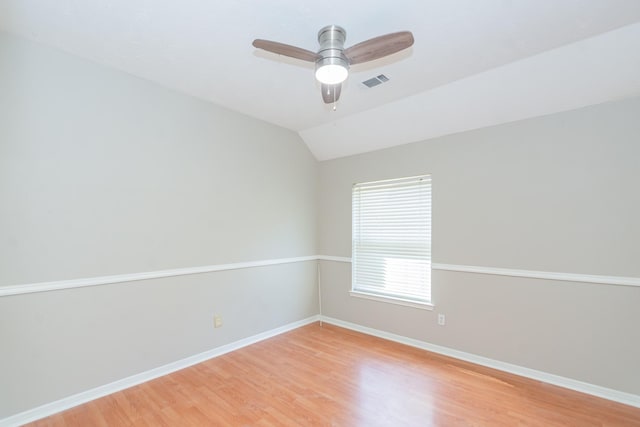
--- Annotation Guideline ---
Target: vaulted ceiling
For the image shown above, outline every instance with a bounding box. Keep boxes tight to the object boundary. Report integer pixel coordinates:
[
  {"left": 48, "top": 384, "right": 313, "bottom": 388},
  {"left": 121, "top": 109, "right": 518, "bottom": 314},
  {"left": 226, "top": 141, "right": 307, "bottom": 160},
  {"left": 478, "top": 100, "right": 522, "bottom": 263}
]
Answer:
[{"left": 1, "top": 1, "right": 640, "bottom": 160}]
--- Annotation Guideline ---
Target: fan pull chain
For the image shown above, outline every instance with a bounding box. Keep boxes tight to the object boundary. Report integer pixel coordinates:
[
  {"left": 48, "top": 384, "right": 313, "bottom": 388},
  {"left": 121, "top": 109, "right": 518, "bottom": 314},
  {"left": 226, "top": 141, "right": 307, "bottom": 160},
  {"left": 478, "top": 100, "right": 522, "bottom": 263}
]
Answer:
[{"left": 333, "top": 86, "right": 337, "bottom": 111}]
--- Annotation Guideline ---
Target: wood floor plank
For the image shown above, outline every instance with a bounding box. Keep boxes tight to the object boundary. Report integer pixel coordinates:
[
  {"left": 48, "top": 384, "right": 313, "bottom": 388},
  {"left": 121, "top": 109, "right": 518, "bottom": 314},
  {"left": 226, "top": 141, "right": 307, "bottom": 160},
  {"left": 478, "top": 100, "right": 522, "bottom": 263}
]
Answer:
[{"left": 23, "top": 322, "right": 640, "bottom": 426}]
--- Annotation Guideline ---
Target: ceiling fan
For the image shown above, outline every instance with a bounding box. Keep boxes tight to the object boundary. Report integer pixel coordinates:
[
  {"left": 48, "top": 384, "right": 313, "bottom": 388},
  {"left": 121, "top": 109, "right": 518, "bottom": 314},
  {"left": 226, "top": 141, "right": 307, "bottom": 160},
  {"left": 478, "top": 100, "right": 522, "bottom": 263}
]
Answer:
[{"left": 253, "top": 25, "right": 414, "bottom": 105}]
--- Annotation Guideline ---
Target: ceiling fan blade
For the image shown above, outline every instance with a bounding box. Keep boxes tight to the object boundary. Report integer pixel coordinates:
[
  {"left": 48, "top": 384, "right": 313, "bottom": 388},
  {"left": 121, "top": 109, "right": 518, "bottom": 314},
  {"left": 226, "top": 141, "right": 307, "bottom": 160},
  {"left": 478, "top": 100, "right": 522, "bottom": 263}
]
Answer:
[
  {"left": 321, "top": 83, "right": 342, "bottom": 104},
  {"left": 252, "top": 39, "right": 319, "bottom": 62},
  {"left": 344, "top": 31, "right": 414, "bottom": 65}
]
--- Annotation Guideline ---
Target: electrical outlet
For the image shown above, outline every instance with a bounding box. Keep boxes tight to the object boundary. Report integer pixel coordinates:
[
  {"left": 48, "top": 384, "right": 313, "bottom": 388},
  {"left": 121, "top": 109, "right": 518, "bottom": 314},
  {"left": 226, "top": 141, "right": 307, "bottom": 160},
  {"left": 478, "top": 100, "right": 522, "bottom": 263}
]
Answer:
[
  {"left": 214, "top": 315, "right": 223, "bottom": 328},
  {"left": 437, "top": 314, "right": 446, "bottom": 326}
]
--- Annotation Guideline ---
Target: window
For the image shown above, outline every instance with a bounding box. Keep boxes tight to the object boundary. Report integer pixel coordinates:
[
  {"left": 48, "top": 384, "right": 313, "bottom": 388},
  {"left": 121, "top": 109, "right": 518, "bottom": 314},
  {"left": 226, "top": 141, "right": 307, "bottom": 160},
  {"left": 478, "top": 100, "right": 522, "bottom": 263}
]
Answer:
[{"left": 351, "top": 175, "right": 432, "bottom": 308}]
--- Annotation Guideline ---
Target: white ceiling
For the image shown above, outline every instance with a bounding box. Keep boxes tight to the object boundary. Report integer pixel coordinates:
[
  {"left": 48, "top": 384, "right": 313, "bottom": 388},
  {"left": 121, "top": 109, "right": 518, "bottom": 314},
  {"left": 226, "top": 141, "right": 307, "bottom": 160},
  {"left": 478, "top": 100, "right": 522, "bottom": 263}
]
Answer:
[{"left": 1, "top": 1, "right": 640, "bottom": 160}]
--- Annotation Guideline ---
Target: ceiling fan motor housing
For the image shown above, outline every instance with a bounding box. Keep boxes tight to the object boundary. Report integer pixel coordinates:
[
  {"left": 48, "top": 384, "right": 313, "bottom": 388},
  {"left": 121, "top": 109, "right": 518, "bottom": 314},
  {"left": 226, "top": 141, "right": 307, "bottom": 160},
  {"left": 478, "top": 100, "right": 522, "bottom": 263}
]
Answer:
[{"left": 315, "top": 25, "right": 349, "bottom": 83}]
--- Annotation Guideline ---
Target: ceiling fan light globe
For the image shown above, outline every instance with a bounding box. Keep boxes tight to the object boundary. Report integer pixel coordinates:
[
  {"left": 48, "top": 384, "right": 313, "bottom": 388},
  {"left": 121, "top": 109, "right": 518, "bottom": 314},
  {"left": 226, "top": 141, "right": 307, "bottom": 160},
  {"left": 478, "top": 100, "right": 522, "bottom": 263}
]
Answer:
[{"left": 315, "top": 64, "right": 348, "bottom": 85}]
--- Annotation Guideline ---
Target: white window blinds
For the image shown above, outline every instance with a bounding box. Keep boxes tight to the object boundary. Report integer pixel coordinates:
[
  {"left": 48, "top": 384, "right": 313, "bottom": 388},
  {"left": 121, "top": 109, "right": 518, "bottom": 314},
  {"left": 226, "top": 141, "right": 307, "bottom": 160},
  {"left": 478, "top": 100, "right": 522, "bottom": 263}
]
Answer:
[{"left": 352, "top": 175, "right": 431, "bottom": 304}]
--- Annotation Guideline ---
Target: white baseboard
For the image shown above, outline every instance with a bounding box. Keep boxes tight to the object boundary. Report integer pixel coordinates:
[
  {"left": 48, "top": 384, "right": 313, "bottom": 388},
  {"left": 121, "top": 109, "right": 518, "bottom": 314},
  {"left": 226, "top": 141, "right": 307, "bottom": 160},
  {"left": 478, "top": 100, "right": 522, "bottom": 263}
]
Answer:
[
  {"left": 320, "top": 316, "right": 640, "bottom": 409},
  {"left": 0, "top": 315, "right": 320, "bottom": 427}
]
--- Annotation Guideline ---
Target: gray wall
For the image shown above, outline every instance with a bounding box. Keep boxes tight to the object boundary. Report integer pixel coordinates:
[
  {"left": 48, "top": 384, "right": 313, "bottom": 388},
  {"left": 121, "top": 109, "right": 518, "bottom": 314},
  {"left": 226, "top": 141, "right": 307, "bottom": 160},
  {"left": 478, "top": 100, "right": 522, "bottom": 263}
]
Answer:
[
  {"left": 318, "top": 97, "right": 640, "bottom": 395},
  {"left": 0, "top": 32, "right": 318, "bottom": 418}
]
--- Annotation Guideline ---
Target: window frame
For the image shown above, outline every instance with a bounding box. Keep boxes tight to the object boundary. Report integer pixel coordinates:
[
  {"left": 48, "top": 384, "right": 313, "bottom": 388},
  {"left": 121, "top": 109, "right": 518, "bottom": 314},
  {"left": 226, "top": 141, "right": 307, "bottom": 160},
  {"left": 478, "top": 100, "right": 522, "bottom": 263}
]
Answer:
[{"left": 351, "top": 175, "right": 433, "bottom": 310}]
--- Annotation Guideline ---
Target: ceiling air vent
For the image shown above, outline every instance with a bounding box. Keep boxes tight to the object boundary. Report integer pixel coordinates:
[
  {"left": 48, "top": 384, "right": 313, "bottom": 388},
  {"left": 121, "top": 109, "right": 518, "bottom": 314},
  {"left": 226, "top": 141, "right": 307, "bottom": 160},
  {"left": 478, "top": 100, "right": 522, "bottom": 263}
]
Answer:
[{"left": 362, "top": 74, "right": 389, "bottom": 88}]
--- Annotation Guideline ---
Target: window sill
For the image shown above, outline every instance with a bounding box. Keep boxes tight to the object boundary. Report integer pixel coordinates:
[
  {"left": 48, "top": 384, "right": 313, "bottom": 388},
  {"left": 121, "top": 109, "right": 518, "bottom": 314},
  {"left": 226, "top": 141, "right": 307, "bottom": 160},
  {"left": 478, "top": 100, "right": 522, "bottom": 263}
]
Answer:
[{"left": 349, "top": 291, "right": 434, "bottom": 311}]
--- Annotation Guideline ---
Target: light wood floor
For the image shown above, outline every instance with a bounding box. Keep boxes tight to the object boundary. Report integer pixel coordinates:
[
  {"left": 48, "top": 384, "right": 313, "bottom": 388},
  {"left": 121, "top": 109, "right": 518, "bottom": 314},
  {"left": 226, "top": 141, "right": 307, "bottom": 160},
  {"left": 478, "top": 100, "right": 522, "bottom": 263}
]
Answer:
[{"left": 28, "top": 322, "right": 640, "bottom": 426}]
